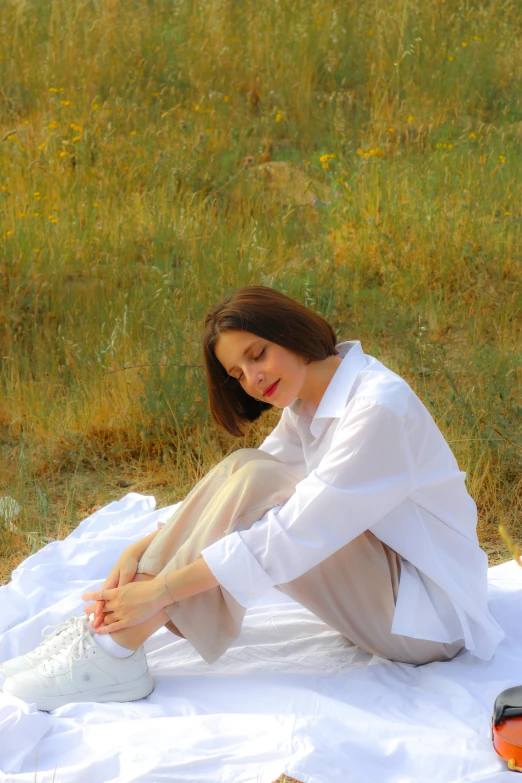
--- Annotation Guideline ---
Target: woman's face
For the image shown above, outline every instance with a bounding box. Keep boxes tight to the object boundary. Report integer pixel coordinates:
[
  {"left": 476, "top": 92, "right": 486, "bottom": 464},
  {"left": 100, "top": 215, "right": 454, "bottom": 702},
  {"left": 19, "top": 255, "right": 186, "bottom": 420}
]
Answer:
[{"left": 214, "top": 330, "right": 308, "bottom": 408}]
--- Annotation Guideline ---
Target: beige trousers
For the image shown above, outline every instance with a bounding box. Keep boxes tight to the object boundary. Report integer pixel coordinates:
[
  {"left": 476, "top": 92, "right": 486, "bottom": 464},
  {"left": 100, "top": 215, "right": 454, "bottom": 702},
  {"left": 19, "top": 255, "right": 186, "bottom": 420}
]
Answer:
[{"left": 137, "top": 448, "right": 464, "bottom": 666}]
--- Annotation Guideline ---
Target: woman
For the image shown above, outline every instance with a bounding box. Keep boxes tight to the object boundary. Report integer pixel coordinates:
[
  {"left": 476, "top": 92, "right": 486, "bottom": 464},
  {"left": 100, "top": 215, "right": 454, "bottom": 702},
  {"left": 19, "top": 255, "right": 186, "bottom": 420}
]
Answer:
[{"left": 1, "top": 286, "right": 504, "bottom": 711}]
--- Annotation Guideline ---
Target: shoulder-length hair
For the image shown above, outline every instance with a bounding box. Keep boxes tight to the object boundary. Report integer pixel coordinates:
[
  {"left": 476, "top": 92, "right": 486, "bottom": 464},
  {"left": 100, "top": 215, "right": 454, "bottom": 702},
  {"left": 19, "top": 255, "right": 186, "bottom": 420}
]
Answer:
[{"left": 203, "top": 285, "right": 338, "bottom": 436}]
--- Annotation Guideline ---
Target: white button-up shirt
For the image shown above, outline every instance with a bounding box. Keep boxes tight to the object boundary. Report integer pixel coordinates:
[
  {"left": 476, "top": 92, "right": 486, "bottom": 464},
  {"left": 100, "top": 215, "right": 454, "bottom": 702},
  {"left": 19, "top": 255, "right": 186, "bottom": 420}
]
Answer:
[{"left": 201, "top": 341, "right": 505, "bottom": 661}]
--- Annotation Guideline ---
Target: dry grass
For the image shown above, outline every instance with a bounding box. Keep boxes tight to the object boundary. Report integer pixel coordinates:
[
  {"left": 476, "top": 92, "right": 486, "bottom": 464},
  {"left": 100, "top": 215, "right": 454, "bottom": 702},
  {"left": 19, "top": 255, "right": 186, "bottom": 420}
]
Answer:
[
  {"left": 0, "top": 0, "right": 520, "bottom": 573},
  {"left": 0, "top": 0, "right": 520, "bottom": 585}
]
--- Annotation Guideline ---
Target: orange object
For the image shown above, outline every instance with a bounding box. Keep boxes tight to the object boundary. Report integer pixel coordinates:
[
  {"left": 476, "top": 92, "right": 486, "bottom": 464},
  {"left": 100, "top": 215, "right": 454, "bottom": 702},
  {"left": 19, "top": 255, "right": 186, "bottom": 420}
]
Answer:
[{"left": 492, "top": 686, "right": 522, "bottom": 772}]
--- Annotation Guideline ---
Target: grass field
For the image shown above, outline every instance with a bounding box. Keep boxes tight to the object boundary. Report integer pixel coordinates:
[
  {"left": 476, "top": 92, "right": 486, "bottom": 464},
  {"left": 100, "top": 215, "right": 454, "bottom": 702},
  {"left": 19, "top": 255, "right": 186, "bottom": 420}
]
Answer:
[{"left": 0, "top": 0, "right": 521, "bottom": 590}]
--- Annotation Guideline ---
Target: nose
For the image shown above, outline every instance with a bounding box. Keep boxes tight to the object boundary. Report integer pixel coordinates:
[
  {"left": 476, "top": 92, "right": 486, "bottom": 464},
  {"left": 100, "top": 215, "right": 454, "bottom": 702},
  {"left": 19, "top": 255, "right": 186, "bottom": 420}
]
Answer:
[{"left": 244, "top": 366, "right": 265, "bottom": 392}]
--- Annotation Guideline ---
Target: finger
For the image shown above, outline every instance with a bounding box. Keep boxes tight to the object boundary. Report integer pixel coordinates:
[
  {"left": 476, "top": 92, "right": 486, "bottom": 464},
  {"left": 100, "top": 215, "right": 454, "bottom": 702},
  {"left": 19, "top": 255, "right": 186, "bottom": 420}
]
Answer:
[
  {"left": 83, "top": 588, "right": 114, "bottom": 602},
  {"left": 91, "top": 612, "right": 106, "bottom": 628},
  {"left": 84, "top": 603, "right": 97, "bottom": 616},
  {"left": 96, "top": 620, "right": 126, "bottom": 635},
  {"left": 82, "top": 591, "right": 100, "bottom": 602}
]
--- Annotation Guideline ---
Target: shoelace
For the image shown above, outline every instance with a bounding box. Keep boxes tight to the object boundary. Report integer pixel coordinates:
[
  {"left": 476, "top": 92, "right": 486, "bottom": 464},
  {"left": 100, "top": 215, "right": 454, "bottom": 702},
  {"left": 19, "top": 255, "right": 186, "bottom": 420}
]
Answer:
[
  {"left": 32, "top": 616, "right": 86, "bottom": 658},
  {"left": 41, "top": 617, "right": 94, "bottom": 675}
]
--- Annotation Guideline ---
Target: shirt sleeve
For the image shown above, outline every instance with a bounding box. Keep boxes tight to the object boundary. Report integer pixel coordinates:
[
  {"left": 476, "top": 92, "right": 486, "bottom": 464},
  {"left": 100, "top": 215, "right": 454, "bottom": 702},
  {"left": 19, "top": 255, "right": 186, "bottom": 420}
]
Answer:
[
  {"left": 257, "top": 407, "right": 306, "bottom": 475},
  {"left": 201, "top": 400, "right": 413, "bottom": 608}
]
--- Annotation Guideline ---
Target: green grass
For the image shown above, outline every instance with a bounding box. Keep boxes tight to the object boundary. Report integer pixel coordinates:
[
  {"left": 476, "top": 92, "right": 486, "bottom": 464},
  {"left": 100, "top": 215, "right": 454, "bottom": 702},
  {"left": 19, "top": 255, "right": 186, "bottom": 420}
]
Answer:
[{"left": 0, "top": 0, "right": 521, "bottom": 582}]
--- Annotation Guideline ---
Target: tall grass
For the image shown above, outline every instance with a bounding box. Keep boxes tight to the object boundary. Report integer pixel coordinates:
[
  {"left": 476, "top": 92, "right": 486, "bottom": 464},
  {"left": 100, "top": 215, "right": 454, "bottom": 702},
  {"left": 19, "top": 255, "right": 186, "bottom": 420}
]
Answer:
[{"left": 0, "top": 0, "right": 521, "bottom": 579}]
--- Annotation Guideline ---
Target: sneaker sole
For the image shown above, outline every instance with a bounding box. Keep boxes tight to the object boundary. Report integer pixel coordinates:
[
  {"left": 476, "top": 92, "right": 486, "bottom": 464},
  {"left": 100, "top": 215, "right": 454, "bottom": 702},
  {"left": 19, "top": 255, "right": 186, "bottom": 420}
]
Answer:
[{"left": 19, "top": 671, "right": 155, "bottom": 712}]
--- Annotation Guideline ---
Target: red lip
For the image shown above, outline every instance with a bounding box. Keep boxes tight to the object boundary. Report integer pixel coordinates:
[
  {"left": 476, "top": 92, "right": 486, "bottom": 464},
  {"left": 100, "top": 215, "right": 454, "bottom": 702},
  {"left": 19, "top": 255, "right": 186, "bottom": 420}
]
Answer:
[{"left": 264, "top": 380, "right": 279, "bottom": 398}]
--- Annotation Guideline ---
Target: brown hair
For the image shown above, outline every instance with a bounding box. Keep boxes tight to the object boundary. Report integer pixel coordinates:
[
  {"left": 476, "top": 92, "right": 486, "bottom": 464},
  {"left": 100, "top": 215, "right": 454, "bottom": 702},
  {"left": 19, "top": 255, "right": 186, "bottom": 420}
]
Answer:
[{"left": 203, "top": 285, "right": 338, "bottom": 436}]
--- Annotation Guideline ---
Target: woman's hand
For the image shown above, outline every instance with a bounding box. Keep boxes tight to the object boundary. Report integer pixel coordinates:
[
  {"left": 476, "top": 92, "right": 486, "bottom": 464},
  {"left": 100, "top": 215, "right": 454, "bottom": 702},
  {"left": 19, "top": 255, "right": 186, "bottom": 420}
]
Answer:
[
  {"left": 82, "top": 578, "right": 165, "bottom": 634},
  {"left": 83, "top": 558, "right": 219, "bottom": 634},
  {"left": 83, "top": 547, "right": 140, "bottom": 629}
]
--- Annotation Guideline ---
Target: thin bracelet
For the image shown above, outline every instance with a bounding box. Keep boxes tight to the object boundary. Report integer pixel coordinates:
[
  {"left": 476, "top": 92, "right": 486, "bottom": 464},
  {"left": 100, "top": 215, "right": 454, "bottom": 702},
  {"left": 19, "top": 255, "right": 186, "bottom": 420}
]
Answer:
[{"left": 164, "top": 573, "right": 176, "bottom": 604}]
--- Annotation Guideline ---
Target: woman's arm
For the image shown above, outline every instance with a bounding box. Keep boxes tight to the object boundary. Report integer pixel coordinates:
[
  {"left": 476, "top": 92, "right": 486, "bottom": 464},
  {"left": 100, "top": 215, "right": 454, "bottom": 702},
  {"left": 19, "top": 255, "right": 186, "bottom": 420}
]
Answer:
[
  {"left": 127, "top": 528, "right": 161, "bottom": 559},
  {"left": 160, "top": 557, "right": 219, "bottom": 606}
]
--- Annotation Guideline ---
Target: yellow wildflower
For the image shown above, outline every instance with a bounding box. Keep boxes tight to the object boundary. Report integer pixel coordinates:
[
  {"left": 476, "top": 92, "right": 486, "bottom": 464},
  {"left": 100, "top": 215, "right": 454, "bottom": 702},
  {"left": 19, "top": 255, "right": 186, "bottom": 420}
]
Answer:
[
  {"left": 461, "top": 41, "right": 468, "bottom": 47},
  {"left": 223, "top": 96, "right": 230, "bottom": 102},
  {"left": 6, "top": 230, "right": 13, "bottom": 236},
  {"left": 70, "top": 123, "right": 83, "bottom": 133},
  {"left": 37, "top": 142, "right": 47, "bottom": 151},
  {"left": 49, "top": 87, "right": 65, "bottom": 93},
  {"left": 407, "top": 115, "right": 414, "bottom": 123},
  {"left": 448, "top": 55, "right": 455, "bottom": 62},
  {"left": 48, "top": 215, "right": 59, "bottom": 223},
  {"left": 59, "top": 151, "right": 69, "bottom": 157},
  {"left": 130, "top": 130, "right": 138, "bottom": 136},
  {"left": 194, "top": 104, "right": 200, "bottom": 111},
  {"left": 468, "top": 132, "right": 477, "bottom": 140},
  {"left": 72, "top": 135, "right": 81, "bottom": 142},
  {"left": 322, "top": 162, "right": 329, "bottom": 169},
  {"left": 388, "top": 127, "right": 396, "bottom": 134},
  {"left": 60, "top": 100, "right": 72, "bottom": 107},
  {"left": 275, "top": 110, "right": 283, "bottom": 122},
  {"left": 499, "top": 155, "right": 506, "bottom": 164},
  {"left": 92, "top": 103, "right": 100, "bottom": 111},
  {"left": 33, "top": 191, "right": 41, "bottom": 199},
  {"left": 48, "top": 121, "right": 59, "bottom": 130}
]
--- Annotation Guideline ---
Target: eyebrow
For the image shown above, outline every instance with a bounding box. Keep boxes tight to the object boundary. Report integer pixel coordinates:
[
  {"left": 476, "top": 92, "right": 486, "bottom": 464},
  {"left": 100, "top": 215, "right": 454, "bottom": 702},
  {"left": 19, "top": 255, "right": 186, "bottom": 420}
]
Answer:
[{"left": 226, "top": 341, "right": 259, "bottom": 375}]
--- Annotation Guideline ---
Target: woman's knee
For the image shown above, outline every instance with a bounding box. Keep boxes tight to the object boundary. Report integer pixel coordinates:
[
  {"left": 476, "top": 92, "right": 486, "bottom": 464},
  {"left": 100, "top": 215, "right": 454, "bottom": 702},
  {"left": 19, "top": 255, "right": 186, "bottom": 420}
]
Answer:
[
  {"left": 218, "top": 448, "right": 283, "bottom": 480},
  {"left": 222, "top": 448, "right": 272, "bottom": 469},
  {"left": 233, "top": 457, "right": 301, "bottom": 502}
]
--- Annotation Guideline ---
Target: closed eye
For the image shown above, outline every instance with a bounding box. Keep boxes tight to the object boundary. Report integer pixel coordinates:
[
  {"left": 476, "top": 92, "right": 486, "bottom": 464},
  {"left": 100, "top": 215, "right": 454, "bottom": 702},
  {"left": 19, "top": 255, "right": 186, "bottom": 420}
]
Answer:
[{"left": 234, "top": 346, "right": 266, "bottom": 382}]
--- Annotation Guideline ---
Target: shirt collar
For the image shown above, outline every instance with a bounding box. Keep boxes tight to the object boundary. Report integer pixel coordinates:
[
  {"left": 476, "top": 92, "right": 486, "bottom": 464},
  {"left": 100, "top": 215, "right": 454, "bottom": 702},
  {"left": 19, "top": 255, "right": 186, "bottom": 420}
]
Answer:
[{"left": 308, "top": 341, "right": 367, "bottom": 437}]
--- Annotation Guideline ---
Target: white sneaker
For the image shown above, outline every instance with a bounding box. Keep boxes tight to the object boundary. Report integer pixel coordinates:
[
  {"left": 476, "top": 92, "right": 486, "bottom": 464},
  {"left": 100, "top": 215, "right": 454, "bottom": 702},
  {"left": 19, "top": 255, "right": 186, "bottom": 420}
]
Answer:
[
  {"left": 2, "top": 620, "right": 154, "bottom": 711},
  {"left": 0, "top": 616, "right": 90, "bottom": 677}
]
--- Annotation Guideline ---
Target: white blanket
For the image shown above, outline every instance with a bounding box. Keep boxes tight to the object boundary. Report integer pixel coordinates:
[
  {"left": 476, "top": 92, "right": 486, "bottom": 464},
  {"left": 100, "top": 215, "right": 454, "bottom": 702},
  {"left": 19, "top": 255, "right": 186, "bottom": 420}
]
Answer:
[{"left": 0, "top": 493, "right": 520, "bottom": 782}]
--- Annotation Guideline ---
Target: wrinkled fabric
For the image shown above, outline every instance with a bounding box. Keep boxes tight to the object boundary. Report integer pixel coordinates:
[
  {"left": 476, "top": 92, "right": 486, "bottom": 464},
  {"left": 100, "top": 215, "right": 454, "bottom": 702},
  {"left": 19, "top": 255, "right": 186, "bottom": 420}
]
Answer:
[
  {"left": 0, "top": 493, "right": 518, "bottom": 782},
  {"left": 139, "top": 449, "right": 463, "bottom": 666}
]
